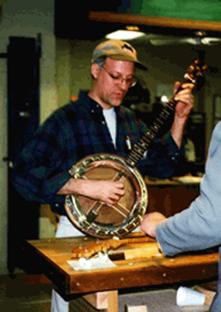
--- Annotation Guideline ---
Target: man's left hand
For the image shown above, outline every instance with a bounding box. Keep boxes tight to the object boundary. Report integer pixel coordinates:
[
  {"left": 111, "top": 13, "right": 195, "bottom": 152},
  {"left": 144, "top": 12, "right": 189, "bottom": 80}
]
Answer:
[{"left": 174, "top": 81, "right": 194, "bottom": 121}]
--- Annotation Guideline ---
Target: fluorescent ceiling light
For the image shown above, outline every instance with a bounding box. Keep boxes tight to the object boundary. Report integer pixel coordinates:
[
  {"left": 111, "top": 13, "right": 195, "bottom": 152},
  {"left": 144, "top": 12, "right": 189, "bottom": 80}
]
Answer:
[{"left": 105, "top": 29, "right": 146, "bottom": 41}]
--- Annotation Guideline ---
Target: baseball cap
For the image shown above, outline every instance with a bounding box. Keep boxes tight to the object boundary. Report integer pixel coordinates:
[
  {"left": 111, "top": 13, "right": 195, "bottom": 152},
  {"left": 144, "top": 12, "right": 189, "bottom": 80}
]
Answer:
[{"left": 91, "top": 39, "right": 147, "bottom": 70}]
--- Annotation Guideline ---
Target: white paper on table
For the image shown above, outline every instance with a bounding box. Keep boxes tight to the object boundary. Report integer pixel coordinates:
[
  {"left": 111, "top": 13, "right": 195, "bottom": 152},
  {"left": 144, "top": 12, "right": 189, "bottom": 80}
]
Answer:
[{"left": 67, "top": 252, "right": 116, "bottom": 271}]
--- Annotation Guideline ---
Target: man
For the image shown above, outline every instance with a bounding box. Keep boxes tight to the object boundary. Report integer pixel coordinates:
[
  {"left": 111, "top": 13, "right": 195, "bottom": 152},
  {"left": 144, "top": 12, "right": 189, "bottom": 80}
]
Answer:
[
  {"left": 140, "top": 121, "right": 221, "bottom": 311},
  {"left": 13, "top": 39, "right": 194, "bottom": 312}
]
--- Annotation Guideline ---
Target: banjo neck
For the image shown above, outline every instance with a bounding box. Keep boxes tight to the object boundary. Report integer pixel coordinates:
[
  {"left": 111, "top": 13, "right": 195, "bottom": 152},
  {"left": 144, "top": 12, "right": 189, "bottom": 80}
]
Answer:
[
  {"left": 126, "top": 98, "right": 176, "bottom": 168},
  {"left": 126, "top": 58, "right": 207, "bottom": 168}
]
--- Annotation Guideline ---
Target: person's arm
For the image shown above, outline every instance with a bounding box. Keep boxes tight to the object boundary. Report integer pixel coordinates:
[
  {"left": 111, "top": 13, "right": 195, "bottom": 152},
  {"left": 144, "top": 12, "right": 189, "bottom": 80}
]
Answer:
[
  {"left": 57, "top": 178, "right": 125, "bottom": 205},
  {"left": 141, "top": 122, "right": 221, "bottom": 256},
  {"left": 12, "top": 115, "right": 71, "bottom": 204},
  {"left": 138, "top": 82, "right": 193, "bottom": 179},
  {"left": 13, "top": 110, "right": 125, "bottom": 206},
  {"left": 170, "top": 82, "right": 194, "bottom": 148}
]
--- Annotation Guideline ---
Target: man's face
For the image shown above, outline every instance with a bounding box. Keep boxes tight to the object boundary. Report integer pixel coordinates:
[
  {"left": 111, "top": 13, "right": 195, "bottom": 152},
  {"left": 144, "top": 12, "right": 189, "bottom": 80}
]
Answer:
[{"left": 93, "top": 57, "right": 136, "bottom": 109}]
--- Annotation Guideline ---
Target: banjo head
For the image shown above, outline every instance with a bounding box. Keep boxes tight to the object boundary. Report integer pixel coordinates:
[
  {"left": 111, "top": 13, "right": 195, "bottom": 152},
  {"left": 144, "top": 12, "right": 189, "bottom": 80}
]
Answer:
[{"left": 65, "top": 153, "right": 148, "bottom": 238}]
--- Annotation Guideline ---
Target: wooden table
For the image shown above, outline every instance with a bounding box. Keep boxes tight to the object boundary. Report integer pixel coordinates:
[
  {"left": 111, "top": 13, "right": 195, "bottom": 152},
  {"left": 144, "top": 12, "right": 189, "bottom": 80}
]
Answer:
[{"left": 25, "top": 234, "right": 218, "bottom": 311}]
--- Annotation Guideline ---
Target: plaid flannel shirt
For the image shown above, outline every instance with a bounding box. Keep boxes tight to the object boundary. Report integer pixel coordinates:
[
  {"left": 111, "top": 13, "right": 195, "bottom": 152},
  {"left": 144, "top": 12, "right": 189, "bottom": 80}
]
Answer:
[{"left": 13, "top": 91, "right": 181, "bottom": 212}]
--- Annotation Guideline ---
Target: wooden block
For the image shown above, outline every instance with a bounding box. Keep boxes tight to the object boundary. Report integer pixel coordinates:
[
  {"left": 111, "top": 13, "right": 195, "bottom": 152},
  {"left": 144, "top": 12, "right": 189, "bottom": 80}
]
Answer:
[
  {"left": 123, "top": 243, "right": 161, "bottom": 260},
  {"left": 125, "top": 305, "right": 148, "bottom": 312},
  {"left": 109, "top": 242, "right": 162, "bottom": 260},
  {"left": 84, "top": 290, "right": 118, "bottom": 310},
  {"left": 83, "top": 292, "right": 109, "bottom": 309}
]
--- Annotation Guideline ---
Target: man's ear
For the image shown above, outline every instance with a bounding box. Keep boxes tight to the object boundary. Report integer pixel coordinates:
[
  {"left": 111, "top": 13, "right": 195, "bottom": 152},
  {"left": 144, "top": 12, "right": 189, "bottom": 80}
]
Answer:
[{"left": 91, "top": 63, "right": 100, "bottom": 79}]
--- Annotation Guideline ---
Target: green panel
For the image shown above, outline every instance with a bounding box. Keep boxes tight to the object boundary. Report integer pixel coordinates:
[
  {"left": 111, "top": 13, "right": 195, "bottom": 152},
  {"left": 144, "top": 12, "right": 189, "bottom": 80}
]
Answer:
[{"left": 118, "top": 0, "right": 221, "bottom": 22}]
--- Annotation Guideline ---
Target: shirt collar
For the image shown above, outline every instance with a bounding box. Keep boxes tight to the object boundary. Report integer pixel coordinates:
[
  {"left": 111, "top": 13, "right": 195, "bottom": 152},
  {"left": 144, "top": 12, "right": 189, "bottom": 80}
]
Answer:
[{"left": 78, "top": 90, "right": 121, "bottom": 116}]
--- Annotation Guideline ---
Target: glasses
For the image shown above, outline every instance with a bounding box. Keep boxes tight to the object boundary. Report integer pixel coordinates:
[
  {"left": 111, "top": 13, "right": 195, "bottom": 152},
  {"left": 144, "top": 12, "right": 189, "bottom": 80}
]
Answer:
[{"left": 101, "top": 66, "right": 137, "bottom": 88}]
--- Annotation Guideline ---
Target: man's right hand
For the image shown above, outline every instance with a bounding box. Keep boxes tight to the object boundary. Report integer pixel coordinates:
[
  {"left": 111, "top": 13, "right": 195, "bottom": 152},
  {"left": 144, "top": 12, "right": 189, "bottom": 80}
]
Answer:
[{"left": 58, "top": 178, "right": 125, "bottom": 205}]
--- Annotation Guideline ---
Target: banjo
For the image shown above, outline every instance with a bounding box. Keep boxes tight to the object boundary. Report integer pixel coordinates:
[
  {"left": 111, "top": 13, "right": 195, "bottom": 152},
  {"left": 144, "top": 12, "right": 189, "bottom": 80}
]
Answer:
[{"left": 65, "top": 59, "right": 207, "bottom": 239}]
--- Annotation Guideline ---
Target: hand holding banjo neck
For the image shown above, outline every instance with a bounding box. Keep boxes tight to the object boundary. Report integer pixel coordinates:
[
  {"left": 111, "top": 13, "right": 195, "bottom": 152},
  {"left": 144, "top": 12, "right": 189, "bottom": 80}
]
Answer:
[{"left": 65, "top": 58, "right": 207, "bottom": 239}]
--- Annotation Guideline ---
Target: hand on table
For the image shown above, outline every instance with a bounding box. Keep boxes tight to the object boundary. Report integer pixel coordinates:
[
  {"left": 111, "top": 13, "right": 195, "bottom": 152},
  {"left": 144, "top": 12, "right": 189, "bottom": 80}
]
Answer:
[{"left": 140, "top": 212, "right": 167, "bottom": 237}]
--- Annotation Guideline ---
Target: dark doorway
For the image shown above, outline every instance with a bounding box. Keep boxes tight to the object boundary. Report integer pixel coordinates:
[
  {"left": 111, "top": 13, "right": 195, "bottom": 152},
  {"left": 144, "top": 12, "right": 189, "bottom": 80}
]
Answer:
[{"left": 6, "top": 36, "right": 41, "bottom": 274}]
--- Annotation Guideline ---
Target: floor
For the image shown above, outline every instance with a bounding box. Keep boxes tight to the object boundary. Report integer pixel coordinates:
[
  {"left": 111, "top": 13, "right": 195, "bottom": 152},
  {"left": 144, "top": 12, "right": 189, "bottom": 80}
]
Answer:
[
  {"left": 119, "top": 287, "right": 210, "bottom": 312},
  {"left": 0, "top": 273, "right": 216, "bottom": 312},
  {"left": 0, "top": 273, "right": 52, "bottom": 312}
]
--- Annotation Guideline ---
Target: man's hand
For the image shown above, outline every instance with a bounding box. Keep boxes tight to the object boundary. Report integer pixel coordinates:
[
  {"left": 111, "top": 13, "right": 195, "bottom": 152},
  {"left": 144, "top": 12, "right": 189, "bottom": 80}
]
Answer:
[
  {"left": 171, "top": 81, "right": 194, "bottom": 147},
  {"left": 174, "top": 81, "right": 194, "bottom": 120},
  {"left": 79, "top": 179, "right": 125, "bottom": 205},
  {"left": 140, "top": 212, "right": 167, "bottom": 237},
  {"left": 58, "top": 178, "right": 125, "bottom": 205}
]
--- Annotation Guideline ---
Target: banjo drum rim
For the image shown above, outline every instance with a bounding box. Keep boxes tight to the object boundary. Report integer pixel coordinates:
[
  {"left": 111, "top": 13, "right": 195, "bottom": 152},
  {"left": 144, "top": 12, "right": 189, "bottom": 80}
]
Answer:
[{"left": 65, "top": 153, "right": 148, "bottom": 238}]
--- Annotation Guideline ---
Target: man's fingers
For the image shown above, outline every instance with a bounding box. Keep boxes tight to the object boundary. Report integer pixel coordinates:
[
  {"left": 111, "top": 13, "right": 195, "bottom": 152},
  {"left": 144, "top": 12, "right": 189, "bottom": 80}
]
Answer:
[{"left": 173, "top": 81, "right": 194, "bottom": 95}]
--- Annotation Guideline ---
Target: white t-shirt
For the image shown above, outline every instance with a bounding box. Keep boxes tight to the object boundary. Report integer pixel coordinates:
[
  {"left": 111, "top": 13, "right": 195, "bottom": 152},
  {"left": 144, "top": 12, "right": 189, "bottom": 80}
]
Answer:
[{"left": 103, "top": 108, "right": 117, "bottom": 147}]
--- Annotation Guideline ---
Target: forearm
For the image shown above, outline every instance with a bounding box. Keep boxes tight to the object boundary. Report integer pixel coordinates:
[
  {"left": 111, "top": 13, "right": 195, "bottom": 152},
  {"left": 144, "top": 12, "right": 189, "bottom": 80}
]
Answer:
[
  {"left": 57, "top": 178, "right": 88, "bottom": 196},
  {"left": 171, "top": 81, "right": 194, "bottom": 147},
  {"left": 170, "top": 116, "right": 187, "bottom": 148},
  {"left": 57, "top": 178, "right": 125, "bottom": 205}
]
